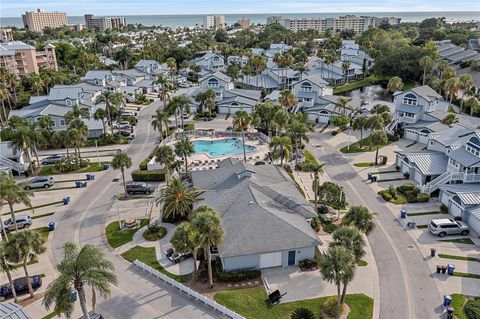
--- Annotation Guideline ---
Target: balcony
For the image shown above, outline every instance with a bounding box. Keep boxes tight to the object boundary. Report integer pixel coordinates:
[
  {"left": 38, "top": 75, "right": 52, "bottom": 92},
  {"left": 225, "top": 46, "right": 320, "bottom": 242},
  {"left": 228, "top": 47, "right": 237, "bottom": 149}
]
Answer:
[
  {"left": 451, "top": 172, "right": 480, "bottom": 184},
  {"left": 398, "top": 116, "right": 416, "bottom": 124}
]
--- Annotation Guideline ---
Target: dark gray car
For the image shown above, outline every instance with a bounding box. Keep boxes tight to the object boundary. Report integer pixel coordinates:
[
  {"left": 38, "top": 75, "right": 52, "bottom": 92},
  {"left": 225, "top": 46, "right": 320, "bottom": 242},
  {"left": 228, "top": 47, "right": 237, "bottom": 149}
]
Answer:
[{"left": 126, "top": 182, "right": 155, "bottom": 195}]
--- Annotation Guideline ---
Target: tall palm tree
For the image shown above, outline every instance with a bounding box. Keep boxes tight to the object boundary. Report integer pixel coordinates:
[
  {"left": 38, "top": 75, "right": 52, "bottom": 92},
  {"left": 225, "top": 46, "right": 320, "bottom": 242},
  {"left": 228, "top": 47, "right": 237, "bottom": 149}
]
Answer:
[
  {"left": 458, "top": 74, "right": 473, "bottom": 112},
  {"left": 319, "top": 245, "right": 355, "bottom": 319},
  {"left": 351, "top": 116, "right": 369, "bottom": 148},
  {"left": 166, "top": 57, "right": 177, "bottom": 81},
  {"left": 342, "top": 206, "right": 375, "bottom": 235},
  {"left": 29, "top": 74, "right": 44, "bottom": 96},
  {"left": 151, "top": 109, "right": 170, "bottom": 141},
  {"left": 156, "top": 177, "right": 203, "bottom": 221},
  {"left": 170, "top": 222, "right": 198, "bottom": 273},
  {"left": 52, "top": 130, "right": 72, "bottom": 157},
  {"left": 65, "top": 105, "right": 89, "bottom": 125},
  {"left": 0, "top": 243, "right": 17, "bottom": 301},
  {"left": 279, "top": 90, "right": 297, "bottom": 111},
  {"left": 174, "top": 135, "right": 194, "bottom": 173},
  {"left": 273, "top": 108, "right": 290, "bottom": 136},
  {"left": 68, "top": 127, "right": 87, "bottom": 165},
  {"left": 444, "top": 77, "right": 460, "bottom": 103},
  {"left": 5, "top": 230, "right": 46, "bottom": 298},
  {"left": 10, "top": 125, "right": 35, "bottom": 175},
  {"left": 332, "top": 226, "right": 366, "bottom": 262},
  {"left": 335, "top": 97, "right": 351, "bottom": 116},
  {"left": 367, "top": 114, "right": 384, "bottom": 134},
  {"left": 387, "top": 76, "right": 404, "bottom": 93},
  {"left": 437, "top": 60, "right": 448, "bottom": 79},
  {"left": 341, "top": 60, "right": 350, "bottom": 83},
  {"left": 190, "top": 206, "right": 224, "bottom": 288},
  {"left": 111, "top": 152, "right": 132, "bottom": 198},
  {"left": 287, "top": 118, "right": 310, "bottom": 164},
  {"left": 0, "top": 173, "right": 34, "bottom": 232},
  {"left": 168, "top": 94, "right": 192, "bottom": 129},
  {"left": 5, "top": 72, "right": 19, "bottom": 103},
  {"left": 93, "top": 108, "right": 107, "bottom": 135},
  {"left": 419, "top": 56, "right": 434, "bottom": 86},
  {"left": 312, "top": 164, "right": 325, "bottom": 213},
  {"left": 370, "top": 130, "right": 388, "bottom": 165},
  {"left": 95, "top": 90, "right": 116, "bottom": 135},
  {"left": 156, "top": 73, "right": 173, "bottom": 106},
  {"left": 43, "top": 242, "right": 117, "bottom": 319},
  {"left": 154, "top": 145, "right": 175, "bottom": 178},
  {"left": 232, "top": 110, "right": 252, "bottom": 162},
  {"left": 0, "top": 83, "right": 11, "bottom": 123},
  {"left": 269, "top": 136, "right": 292, "bottom": 166}
]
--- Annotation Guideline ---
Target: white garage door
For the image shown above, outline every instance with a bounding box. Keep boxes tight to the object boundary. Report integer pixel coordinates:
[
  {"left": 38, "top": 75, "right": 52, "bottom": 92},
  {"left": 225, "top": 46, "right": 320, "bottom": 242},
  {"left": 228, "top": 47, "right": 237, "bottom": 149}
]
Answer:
[
  {"left": 468, "top": 213, "right": 480, "bottom": 235},
  {"left": 259, "top": 252, "right": 282, "bottom": 268},
  {"left": 405, "top": 130, "right": 418, "bottom": 141},
  {"left": 218, "top": 106, "right": 229, "bottom": 114}
]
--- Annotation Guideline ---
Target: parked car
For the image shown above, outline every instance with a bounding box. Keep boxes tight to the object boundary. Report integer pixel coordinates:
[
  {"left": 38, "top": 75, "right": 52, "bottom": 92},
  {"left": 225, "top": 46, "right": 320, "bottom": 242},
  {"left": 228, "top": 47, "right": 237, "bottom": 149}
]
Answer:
[
  {"left": 80, "top": 312, "right": 104, "bottom": 319},
  {"left": 120, "top": 129, "right": 132, "bottom": 137},
  {"left": 2, "top": 215, "right": 32, "bottom": 232},
  {"left": 126, "top": 182, "right": 155, "bottom": 195},
  {"left": 167, "top": 251, "right": 192, "bottom": 264},
  {"left": 182, "top": 112, "right": 189, "bottom": 119},
  {"left": 164, "top": 247, "right": 174, "bottom": 257},
  {"left": 428, "top": 218, "right": 470, "bottom": 237},
  {"left": 0, "top": 275, "right": 42, "bottom": 301},
  {"left": 41, "top": 154, "right": 64, "bottom": 165},
  {"left": 24, "top": 176, "right": 55, "bottom": 189},
  {"left": 113, "top": 121, "right": 131, "bottom": 129},
  {"left": 121, "top": 112, "right": 136, "bottom": 117}
]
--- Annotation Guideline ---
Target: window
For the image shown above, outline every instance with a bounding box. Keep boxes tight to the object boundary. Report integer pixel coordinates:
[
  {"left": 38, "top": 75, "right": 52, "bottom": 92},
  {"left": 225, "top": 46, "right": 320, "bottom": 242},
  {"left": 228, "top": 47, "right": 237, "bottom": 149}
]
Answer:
[
  {"left": 215, "top": 92, "right": 221, "bottom": 97},
  {"left": 303, "top": 98, "right": 313, "bottom": 102},
  {"left": 300, "top": 82, "right": 313, "bottom": 92},
  {"left": 60, "top": 120, "right": 66, "bottom": 126},
  {"left": 65, "top": 99, "right": 72, "bottom": 106},
  {"left": 213, "top": 56, "right": 220, "bottom": 63},
  {"left": 208, "top": 78, "right": 219, "bottom": 88},
  {"left": 402, "top": 93, "right": 418, "bottom": 105}
]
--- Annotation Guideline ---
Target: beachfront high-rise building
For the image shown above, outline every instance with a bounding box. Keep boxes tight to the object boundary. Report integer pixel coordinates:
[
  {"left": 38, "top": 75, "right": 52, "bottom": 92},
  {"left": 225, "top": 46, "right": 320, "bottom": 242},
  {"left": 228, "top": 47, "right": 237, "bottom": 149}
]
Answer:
[
  {"left": 204, "top": 15, "right": 225, "bottom": 30},
  {"left": 22, "top": 9, "right": 68, "bottom": 32},
  {"left": 0, "top": 28, "right": 14, "bottom": 43},
  {"left": 267, "top": 15, "right": 401, "bottom": 34},
  {"left": 84, "top": 14, "right": 126, "bottom": 30},
  {"left": 0, "top": 41, "right": 58, "bottom": 77},
  {"left": 236, "top": 18, "right": 252, "bottom": 29}
]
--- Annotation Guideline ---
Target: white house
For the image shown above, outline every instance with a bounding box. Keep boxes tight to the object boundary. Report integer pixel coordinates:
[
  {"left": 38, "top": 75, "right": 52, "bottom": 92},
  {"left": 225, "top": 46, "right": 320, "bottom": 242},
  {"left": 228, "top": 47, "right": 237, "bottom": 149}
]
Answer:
[{"left": 191, "top": 53, "right": 226, "bottom": 73}]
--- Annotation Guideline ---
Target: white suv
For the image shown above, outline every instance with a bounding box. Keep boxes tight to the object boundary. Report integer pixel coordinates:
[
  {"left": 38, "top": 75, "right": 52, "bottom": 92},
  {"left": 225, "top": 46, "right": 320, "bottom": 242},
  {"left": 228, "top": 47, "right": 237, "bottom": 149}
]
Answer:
[
  {"left": 428, "top": 218, "right": 470, "bottom": 237},
  {"left": 3, "top": 215, "right": 32, "bottom": 231},
  {"left": 24, "top": 176, "right": 55, "bottom": 189}
]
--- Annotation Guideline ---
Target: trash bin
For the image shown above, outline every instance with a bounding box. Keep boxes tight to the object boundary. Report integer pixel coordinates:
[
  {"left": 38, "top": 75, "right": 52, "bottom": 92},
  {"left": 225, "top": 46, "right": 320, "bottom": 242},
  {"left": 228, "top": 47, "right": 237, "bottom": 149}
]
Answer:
[
  {"left": 103, "top": 163, "right": 110, "bottom": 170},
  {"left": 367, "top": 173, "right": 372, "bottom": 180},
  {"left": 441, "top": 266, "right": 447, "bottom": 274},
  {"left": 436, "top": 265, "right": 441, "bottom": 273},
  {"left": 407, "top": 221, "right": 416, "bottom": 228},
  {"left": 400, "top": 210, "right": 407, "bottom": 218},
  {"left": 90, "top": 174, "right": 95, "bottom": 180},
  {"left": 443, "top": 295, "right": 452, "bottom": 307},
  {"left": 70, "top": 289, "right": 77, "bottom": 302},
  {"left": 446, "top": 307, "right": 454, "bottom": 319},
  {"left": 48, "top": 222, "right": 55, "bottom": 231},
  {"left": 430, "top": 248, "right": 436, "bottom": 257},
  {"left": 372, "top": 175, "right": 378, "bottom": 182},
  {"left": 75, "top": 181, "right": 82, "bottom": 188},
  {"left": 447, "top": 264, "right": 455, "bottom": 276},
  {"left": 63, "top": 196, "right": 70, "bottom": 205},
  {"left": 86, "top": 174, "right": 91, "bottom": 180}
]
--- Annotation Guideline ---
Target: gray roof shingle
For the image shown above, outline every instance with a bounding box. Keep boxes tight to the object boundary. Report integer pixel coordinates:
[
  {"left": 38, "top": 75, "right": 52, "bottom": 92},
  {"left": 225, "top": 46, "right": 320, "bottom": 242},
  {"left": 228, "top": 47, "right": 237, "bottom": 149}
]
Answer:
[{"left": 405, "top": 151, "right": 448, "bottom": 175}]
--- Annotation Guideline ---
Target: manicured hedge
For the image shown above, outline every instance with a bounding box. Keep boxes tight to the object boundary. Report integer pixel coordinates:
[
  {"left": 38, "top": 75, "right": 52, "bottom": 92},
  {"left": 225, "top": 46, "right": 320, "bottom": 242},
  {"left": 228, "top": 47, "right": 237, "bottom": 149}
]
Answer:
[
  {"left": 417, "top": 193, "right": 430, "bottom": 203},
  {"left": 215, "top": 257, "right": 261, "bottom": 282},
  {"left": 131, "top": 169, "right": 166, "bottom": 182},
  {"left": 396, "top": 183, "right": 421, "bottom": 203},
  {"left": 464, "top": 299, "right": 480, "bottom": 319}
]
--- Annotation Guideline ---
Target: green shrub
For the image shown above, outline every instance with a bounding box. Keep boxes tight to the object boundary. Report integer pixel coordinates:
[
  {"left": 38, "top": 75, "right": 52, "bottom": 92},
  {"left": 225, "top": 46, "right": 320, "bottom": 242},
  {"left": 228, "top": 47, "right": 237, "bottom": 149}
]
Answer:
[
  {"left": 54, "top": 157, "right": 90, "bottom": 173},
  {"left": 417, "top": 193, "right": 430, "bottom": 203},
  {"left": 139, "top": 147, "right": 158, "bottom": 170},
  {"left": 131, "top": 169, "right": 166, "bottom": 182},
  {"left": 440, "top": 203, "right": 449, "bottom": 214},
  {"left": 387, "top": 133, "right": 399, "bottom": 142},
  {"left": 311, "top": 217, "right": 321, "bottom": 232},
  {"left": 464, "top": 299, "right": 480, "bottom": 319},
  {"left": 143, "top": 223, "right": 167, "bottom": 241},
  {"left": 381, "top": 155, "right": 388, "bottom": 165},
  {"left": 396, "top": 183, "right": 420, "bottom": 203},
  {"left": 321, "top": 221, "right": 338, "bottom": 234},
  {"left": 296, "top": 161, "right": 318, "bottom": 172},
  {"left": 291, "top": 307, "right": 314, "bottom": 319},
  {"left": 331, "top": 130, "right": 338, "bottom": 136},
  {"left": 378, "top": 190, "right": 393, "bottom": 202},
  {"left": 215, "top": 257, "right": 260, "bottom": 282},
  {"left": 254, "top": 161, "right": 265, "bottom": 165},
  {"left": 397, "top": 183, "right": 415, "bottom": 192},
  {"left": 298, "top": 259, "right": 317, "bottom": 271},
  {"left": 323, "top": 296, "right": 343, "bottom": 317}
]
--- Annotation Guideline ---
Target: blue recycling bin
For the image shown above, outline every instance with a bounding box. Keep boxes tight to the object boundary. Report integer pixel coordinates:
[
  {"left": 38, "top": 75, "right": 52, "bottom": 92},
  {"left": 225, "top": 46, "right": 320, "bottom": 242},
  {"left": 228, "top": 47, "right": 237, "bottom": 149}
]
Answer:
[
  {"left": 400, "top": 210, "right": 407, "bottom": 218},
  {"left": 48, "top": 222, "right": 55, "bottom": 231},
  {"left": 70, "top": 289, "right": 77, "bottom": 302},
  {"left": 447, "top": 264, "right": 455, "bottom": 276},
  {"left": 103, "top": 163, "right": 110, "bottom": 170},
  {"left": 443, "top": 295, "right": 452, "bottom": 307},
  {"left": 63, "top": 196, "right": 70, "bottom": 205},
  {"left": 75, "top": 181, "right": 81, "bottom": 188},
  {"left": 86, "top": 174, "right": 91, "bottom": 180},
  {"left": 367, "top": 173, "right": 372, "bottom": 180}
]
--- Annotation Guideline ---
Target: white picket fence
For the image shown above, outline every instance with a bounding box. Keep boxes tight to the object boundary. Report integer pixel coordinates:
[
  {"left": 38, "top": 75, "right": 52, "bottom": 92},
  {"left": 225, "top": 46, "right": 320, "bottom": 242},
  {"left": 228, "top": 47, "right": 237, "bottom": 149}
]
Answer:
[{"left": 132, "top": 260, "right": 246, "bottom": 319}]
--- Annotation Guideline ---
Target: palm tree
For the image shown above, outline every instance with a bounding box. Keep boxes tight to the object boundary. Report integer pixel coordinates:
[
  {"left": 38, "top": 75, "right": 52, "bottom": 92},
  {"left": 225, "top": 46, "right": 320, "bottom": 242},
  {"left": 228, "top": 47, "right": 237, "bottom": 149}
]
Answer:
[
  {"left": 269, "top": 136, "right": 292, "bottom": 166},
  {"left": 190, "top": 206, "right": 224, "bottom": 288},
  {"left": 332, "top": 226, "right": 366, "bottom": 262},
  {"left": 170, "top": 222, "right": 198, "bottom": 273},
  {"left": 151, "top": 109, "right": 170, "bottom": 141},
  {"left": 0, "top": 83, "right": 11, "bottom": 123},
  {"left": 312, "top": 164, "right": 325, "bottom": 213},
  {"left": 168, "top": 94, "right": 192, "bottom": 129},
  {"left": 43, "top": 242, "right": 117, "bottom": 319},
  {"left": 458, "top": 74, "right": 473, "bottom": 112},
  {"left": 111, "top": 152, "right": 132, "bottom": 198},
  {"left": 5, "top": 230, "right": 46, "bottom": 298},
  {"left": 341, "top": 60, "right": 350, "bottom": 83},
  {"left": 115, "top": 47, "right": 132, "bottom": 70},
  {"left": 370, "top": 131, "right": 388, "bottom": 165},
  {"left": 52, "top": 130, "right": 72, "bottom": 157},
  {"left": 441, "top": 113, "right": 459, "bottom": 126},
  {"left": 387, "top": 76, "right": 403, "bottom": 93},
  {"left": 319, "top": 245, "right": 355, "bottom": 319},
  {"left": 0, "top": 172, "right": 34, "bottom": 231},
  {"left": 273, "top": 108, "right": 290, "bottom": 135},
  {"left": 342, "top": 206, "right": 375, "bottom": 235},
  {"left": 291, "top": 308, "right": 314, "bottom": 319},
  {"left": 437, "top": 60, "right": 448, "bottom": 79},
  {"left": 93, "top": 108, "right": 107, "bottom": 135},
  {"left": 279, "top": 90, "right": 297, "bottom": 111},
  {"left": 335, "top": 97, "right": 351, "bottom": 116},
  {"left": 10, "top": 125, "right": 35, "bottom": 175},
  {"left": 65, "top": 105, "right": 89, "bottom": 125},
  {"left": 419, "top": 56, "right": 434, "bottom": 86},
  {"left": 232, "top": 110, "right": 252, "bottom": 162},
  {"left": 287, "top": 118, "right": 311, "bottom": 164},
  {"left": 5, "top": 72, "right": 19, "bottom": 103},
  {"left": 444, "top": 77, "right": 460, "bottom": 103},
  {"left": 0, "top": 243, "right": 17, "bottom": 301},
  {"left": 154, "top": 145, "right": 175, "bottom": 178},
  {"left": 352, "top": 116, "right": 368, "bottom": 148},
  {"left": 174, "top": 135, "right": 194, "bottom": 173},
  {"left": 95, "top": 90, "right": 116, "bottom": 135},
  {"left": 29, "top": 74, "right": 44, "bottom": 96},
  {"left": 156, "top": 177, "right": 203, "bottom": 221},
  {"left": 166, "top": 57, "right": 177, "bottom": 80},
  {"left": 156, "top": 73, "right": 173, "bottom": 106}
]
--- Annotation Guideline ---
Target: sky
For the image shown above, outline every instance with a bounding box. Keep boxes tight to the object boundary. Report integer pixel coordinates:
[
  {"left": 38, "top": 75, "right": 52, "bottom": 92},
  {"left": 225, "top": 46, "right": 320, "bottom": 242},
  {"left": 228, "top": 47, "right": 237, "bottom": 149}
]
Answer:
[{"left": 1, "top": 0, "right": 479, "bottom": 17}]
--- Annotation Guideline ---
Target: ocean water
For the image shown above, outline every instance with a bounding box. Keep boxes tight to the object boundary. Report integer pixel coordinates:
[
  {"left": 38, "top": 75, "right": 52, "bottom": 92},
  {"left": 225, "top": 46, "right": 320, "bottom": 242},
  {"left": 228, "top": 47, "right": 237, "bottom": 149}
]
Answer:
[{"left": 1, "top": 11, "right": 479, "bottom": 28}]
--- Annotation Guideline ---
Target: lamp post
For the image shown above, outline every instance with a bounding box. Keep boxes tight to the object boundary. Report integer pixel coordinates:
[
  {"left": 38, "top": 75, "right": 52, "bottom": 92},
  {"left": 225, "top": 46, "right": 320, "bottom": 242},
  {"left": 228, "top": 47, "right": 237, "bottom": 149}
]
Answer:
[{"left": 338, "top": 186, "right": 344, "bottom": 220}]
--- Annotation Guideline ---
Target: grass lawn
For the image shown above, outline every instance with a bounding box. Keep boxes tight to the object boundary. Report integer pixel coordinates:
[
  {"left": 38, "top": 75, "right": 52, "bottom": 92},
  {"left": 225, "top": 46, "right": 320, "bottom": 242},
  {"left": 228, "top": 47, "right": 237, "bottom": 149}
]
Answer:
[
  {"left": 41, "top": 310, "right": 61, "bottom": 319},
  {"left": 121, "top": 246, "right": 192, "bottom": 283},
  {"left": 416, "top": 225, "right": 428, "bottom": 229},
  {"left": 451, "top": 294, "right": 467, "bottom": 319},
  {"left": 33, "top": 226, "right": 51, "bottom": 241},
  {"left": 340, "top": 135, "right": 392, "bottom": 154},
  {"left": 3, "top": 201, "right": 63, "bottom": 215},
  {"left": 34, "top": 186, "right": 77, "bottom": 192},
  {"left": 31, "top": 212, "right": 55, "bottom": 220},
  {"left": 214, "top": 287, "right": 373, "bottom": 319},
  {"left": 353, "top": 162, "right": 375, "bottom": 167},
  {"left": 453, "top": 272, "right": 480, "bottom": 280},
  {"left": 105, "top": 219, "right": 149, "bottom": 248},
  {"left": 370, "top": 170, "right": 397, "bottom": 174},
  {"left": 357, "top": 259, "right": 368, "bottom": 267},
  {"left": 441, "top": 238, "right": 475, "bottom": 245},
  {"left": 407, "top": 211, "right": 440, "bottom": 216},
  {"left": 39, "top": 161, "right": 109, "bottom": 176},
  {"left": 438, "top": 254, "right": 480, "bottom": 262},
  {"left": 303, "top": 150, "right": 319, "bottom": 166}
]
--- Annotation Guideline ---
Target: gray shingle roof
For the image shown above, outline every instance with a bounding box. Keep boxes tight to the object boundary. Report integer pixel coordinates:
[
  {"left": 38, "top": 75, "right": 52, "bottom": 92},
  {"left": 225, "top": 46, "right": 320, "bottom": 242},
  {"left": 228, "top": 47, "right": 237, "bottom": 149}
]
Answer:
[
  {"left": 396, "top": 104, "right": 423, "bottom": 114},
  {"left": 48, "top": 87, "right": 82, "bottom": 100},
  {"left": 82, "top": 70, "right": 112, "bottom": 80},
  {"left": 410, "top": 85, "right": 443, "bottom": 101},
  {"left": 191, "top": 159, "right": 320, "bottom": 258},
  {"left": 405, "top": 151, "right": 448, "bottom": 175},
  {"left": 201, "top": 71, "right": 231, "bottom": 83}
]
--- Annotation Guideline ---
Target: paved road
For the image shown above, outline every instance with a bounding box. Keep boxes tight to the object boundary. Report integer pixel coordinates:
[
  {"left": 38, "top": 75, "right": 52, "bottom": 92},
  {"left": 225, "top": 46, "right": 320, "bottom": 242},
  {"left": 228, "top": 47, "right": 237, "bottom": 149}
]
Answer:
[
  {"left": 308, "top": 133, "right": 443, "bottom": 319},
  {"left": 51, "top": 100, "right": 219, "bottom": 319}
]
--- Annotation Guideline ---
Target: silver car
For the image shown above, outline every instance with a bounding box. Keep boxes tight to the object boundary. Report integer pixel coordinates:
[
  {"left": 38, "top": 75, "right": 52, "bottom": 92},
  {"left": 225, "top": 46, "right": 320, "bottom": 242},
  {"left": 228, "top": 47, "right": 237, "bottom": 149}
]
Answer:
[
  {"left": 24, "top": 176, "right": 55, "bottom": 189},
  {"left": 428, "top": 218, "right": 470, "bottom": 237},
  {"left": 3, "top": 215, "right": 32, "bottom": 232},
  {"left": 41, "top": 154, "right": 64, "bottom": 165}
]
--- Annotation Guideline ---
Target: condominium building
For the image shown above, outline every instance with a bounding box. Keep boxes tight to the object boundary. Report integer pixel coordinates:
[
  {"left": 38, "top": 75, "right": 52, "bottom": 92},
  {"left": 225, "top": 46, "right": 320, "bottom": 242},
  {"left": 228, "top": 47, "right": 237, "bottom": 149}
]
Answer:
[
  {"left": 84, "top": 14, "right": 126, "bottom": 30},
  {"left": 22, "top": 9, "right": 68, "bottom": 32},
  {"left": 0, "top": 41, "right": 57, "bottom": 77},
  {"left": 267, "top": 15, "right": 401, "bottom": 34},
  {"left": 204, "top": 15, "right": 225, "bottom": 30},
  {"left": 0, "top": 28, "right": 14, "bottom": 43},
  {"left": 236, "top": 18, "right": 252, "bottom": 29}
]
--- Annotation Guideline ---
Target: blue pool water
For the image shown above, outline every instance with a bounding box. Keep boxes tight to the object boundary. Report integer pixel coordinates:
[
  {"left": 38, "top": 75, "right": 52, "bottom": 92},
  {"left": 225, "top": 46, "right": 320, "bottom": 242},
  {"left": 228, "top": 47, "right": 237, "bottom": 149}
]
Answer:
[{"left": 193, "top": 138, "right": 256, "bottom": 157}]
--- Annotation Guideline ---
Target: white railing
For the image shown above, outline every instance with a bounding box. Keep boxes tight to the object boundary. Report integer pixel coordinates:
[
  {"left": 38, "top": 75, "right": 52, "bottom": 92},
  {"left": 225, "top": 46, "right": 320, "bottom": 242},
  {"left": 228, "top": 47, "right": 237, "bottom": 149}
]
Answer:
[
  {"left": 0, "top": 157, "right": 26, "bottom": 173},
  {"left": 451, "top": 172, "right": 480, "bottom": 183},
  {"left": 421, "top": 171, "right": 452, "bottom": 194},
  {"left": 132, "top": 260, "right": 246, "bottom": 319}
]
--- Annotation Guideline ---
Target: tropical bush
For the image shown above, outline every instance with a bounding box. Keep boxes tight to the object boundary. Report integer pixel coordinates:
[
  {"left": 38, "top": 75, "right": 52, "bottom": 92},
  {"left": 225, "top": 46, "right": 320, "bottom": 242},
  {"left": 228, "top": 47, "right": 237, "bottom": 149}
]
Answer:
[
  {"left": 323, "top": 296, "right": 343, "bottom": 317},
  {"left": 215, "top": 257, "right": 261, "bottom": 282},
  {"left": 387, "top": 133, "right": 399, "bottom": 142},
  {"left": 381, "top": 155, "right": 388, "bottom": 165},
  {"left": 298, "top": 259, "right": 317, "bottom": 271},
  {"left": 311, "top": 216, "right": 321, "bottom": 232},
  {"left": 143, "top": 223, "right": 167, "bottom": 241},
  {"left": 464, "top": 299, "right": 480, "bottom": 319},
  {"left": 396, "top": 183, "right": 421, "bottom": 203},
  {"left": 417, "top": 193, "right": 430, "bottom": 203},
  {"left": 254, "top": 161, "right": 265, "bottom": 165},
  {"left": 378, "top": 189, "right": 393, "bottom": 202},
  {"left": 321, "top": 221, "right": 338, "bottom": 234},
  {"left": 296, "top": 161, "right": 318, "bottom": 172},
  {"left": 54, "top": 157, "right": 90, "bottom": 173},
  {"left": 131, "top": 169, "right": 166, "bottom": 182},
  {"left": 291, "top": 307, "right": 314, "bottom": 319}
]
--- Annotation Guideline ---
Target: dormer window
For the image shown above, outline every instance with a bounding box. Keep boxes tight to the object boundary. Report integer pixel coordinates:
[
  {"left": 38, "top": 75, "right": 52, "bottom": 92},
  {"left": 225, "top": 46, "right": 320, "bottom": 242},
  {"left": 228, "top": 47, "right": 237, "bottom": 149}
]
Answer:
[
  {"left": 213, "top": 56, "right": 220, "bottom": 63},
  {"left": 95, "top": 79, "right": 100, "bottom": 85},
  {"left": 208, "top": 78, "right": 219, "bottom": 88},
  {"left": 466, "top": 137, "right": 480, "bottom": 156},
  {"left": 152, "top": 64, "right": 158, "bottom": 70},
  {"left": 106, "top": 74, "right": 113, "bottom": 81},
  {"left": 402, "top": 93, "right": 418, "bottom": 105},
  {"left": 300, "top": 82, "right": 313, "bottom": 92},
  {"left": 65, "top": 99, "right": 72, "bottom": 106}
]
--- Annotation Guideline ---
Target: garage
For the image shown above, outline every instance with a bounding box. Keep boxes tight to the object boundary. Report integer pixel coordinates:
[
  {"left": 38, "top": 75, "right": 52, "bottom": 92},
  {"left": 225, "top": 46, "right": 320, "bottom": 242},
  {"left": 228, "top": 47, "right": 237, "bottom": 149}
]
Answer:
[
  {"left": 259, "top": 251, "right": 282, "bottom": 268},
  {"left": 467, "top": 210, "right": 480, "bottom": 235},
  {"left": 405, "top": 129, "right": 418, "bottom": 142}
]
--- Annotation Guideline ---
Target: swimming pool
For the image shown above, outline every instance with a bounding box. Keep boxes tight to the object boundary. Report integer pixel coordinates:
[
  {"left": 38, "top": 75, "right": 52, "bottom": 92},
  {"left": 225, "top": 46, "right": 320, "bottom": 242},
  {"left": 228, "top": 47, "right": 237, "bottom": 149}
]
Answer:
[{"left": 192, "top": 138, "right": 257, "bottom": 157}]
